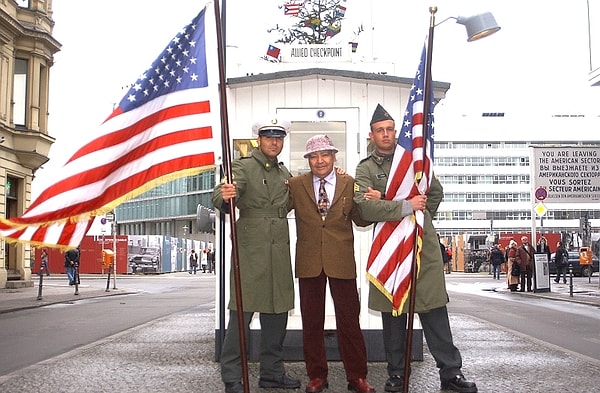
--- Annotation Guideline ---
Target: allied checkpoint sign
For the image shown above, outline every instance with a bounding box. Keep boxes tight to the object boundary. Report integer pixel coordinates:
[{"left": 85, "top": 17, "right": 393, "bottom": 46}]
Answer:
[{"left": 532, "top": 145, "right": 600, "bottom": 203}]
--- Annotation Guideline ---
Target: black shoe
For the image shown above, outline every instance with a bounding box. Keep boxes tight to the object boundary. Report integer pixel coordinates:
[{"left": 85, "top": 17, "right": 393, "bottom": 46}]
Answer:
[
  {"left": 441, "top": 375, "right": 477, "bottom": 393},
  {"left": 224, "top": 382, "right": 244, "bottom": 393},
  {"left": 258, "top": 373, "right": 301, "bottom": 389},
  {"left": 384, "top": 375, "right": 403, "bottom": 392}
]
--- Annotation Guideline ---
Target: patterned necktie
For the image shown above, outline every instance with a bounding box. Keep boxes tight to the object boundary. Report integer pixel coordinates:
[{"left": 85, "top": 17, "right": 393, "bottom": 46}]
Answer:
[{"left": 318, "top": 178, "right": 329, "bottom": 220}]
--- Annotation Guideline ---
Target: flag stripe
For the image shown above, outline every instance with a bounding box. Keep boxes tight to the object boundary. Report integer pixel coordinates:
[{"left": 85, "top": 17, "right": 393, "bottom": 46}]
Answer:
[{"left": 69, "top": 100, "right": 211, "bottom": 163}]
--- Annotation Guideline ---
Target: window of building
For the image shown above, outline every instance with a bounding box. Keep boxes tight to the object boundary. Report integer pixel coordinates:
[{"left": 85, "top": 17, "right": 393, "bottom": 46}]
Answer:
[{"left": 13, "top": 59, "right": 28, "bottom": 126}]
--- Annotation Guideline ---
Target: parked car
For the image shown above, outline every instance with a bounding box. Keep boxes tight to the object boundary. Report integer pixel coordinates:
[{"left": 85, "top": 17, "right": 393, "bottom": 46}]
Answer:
[
  {"left": 549, "top": 251, "right": 599, "bottom": 277},
  {"left": 128, "top": 246, "right": 161, "bottom": 273}
]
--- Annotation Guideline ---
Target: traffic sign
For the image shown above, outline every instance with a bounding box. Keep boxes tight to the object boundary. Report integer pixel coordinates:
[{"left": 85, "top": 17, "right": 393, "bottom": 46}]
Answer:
[
  {"left": 534, "top": 186, "right": 547, "bottom": 201},
  {"left": 105, "top": 212, "right": 115, "bottom": 221},
  {"left": 534, "top": 202, "right": 547, "bottom": 217}
]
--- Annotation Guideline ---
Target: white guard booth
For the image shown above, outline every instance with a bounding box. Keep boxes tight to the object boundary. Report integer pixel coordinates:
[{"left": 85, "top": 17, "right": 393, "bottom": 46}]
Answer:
[{"left": 213, "top": 67, "right": 450, "bottom": 362}]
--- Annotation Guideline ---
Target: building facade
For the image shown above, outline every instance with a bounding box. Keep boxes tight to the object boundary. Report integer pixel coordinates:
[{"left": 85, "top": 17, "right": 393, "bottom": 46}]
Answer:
[
  {"left": 433, "top": 112, "right": 600, "bottom": 256},
  {"left": 0, "top": 0, "right": 58, "bottom": 288}
]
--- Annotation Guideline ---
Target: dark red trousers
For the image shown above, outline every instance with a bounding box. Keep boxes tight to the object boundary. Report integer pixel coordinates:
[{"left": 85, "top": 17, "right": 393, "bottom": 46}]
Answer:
[{"left": 299, "top": 270, "right": 368, "bottom": 381}]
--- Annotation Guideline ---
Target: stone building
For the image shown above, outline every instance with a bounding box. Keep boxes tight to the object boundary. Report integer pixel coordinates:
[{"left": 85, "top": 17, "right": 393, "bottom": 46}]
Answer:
[{"left": 0, "top": 0, "right": 58, "bottom": 287}]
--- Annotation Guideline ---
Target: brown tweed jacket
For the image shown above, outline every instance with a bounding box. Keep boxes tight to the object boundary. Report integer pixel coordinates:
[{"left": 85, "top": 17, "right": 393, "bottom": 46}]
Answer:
[{"left": 288, "top": 172, "right": 370, "bottom": 279}]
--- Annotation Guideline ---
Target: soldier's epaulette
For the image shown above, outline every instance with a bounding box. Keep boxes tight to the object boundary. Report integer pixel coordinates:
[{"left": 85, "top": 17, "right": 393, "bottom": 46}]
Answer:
[{"left": 240, "top": 156, "right": 251, "bottom": 160}]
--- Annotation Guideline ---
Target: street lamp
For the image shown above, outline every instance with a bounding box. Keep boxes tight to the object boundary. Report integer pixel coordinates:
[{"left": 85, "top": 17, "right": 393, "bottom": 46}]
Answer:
[
  {"left": 403, "top": 7, "right": 501, "bottom": 393},
  {"left": 436, "top": 11, "right": 501, "bottom": 41}
]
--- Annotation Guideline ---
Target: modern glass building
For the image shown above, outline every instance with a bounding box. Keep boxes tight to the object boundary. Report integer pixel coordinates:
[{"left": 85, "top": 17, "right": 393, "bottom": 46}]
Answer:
[{"left": 115, "top": 171, "right": 216, "bottom": 241}]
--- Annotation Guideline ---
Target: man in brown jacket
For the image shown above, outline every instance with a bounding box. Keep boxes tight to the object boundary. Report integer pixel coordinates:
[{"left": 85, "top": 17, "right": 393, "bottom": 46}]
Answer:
[
  {"left": 517, "top": 235, "right": 534, "bottom": 292},
  {"left": 288, "top": 135, "right": 374, "bottom": 393}
]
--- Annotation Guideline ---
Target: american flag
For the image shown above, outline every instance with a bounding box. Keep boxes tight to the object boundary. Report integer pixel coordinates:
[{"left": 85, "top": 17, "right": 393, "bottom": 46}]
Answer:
[
  {"left": 366, "top": 44, "right": 435, "bottom": 314},
  {"left": 0, "top": 7, "right": 216, "bottom": 249}
]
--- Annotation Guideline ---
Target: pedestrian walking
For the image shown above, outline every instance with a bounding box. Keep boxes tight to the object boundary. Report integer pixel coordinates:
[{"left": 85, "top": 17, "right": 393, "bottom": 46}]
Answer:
[
  {"left": 489, "top": 244, "right": 505, "bottom": 280},
  {"left": 206, "top": 248, "right": 215, "bottom": 273},
  {"left": 506, "top": 240, "right": 520, "bottom": 292},
  {"left": 554, "top": 241, "right": 569, "bottom": 284},
  {"left": 65, "top": 247, "right": 79, "bottom": 286},
  {"left": 39, "top": 248, "right": 51, "bottom": 276},
  {"left": 517, "top": 236, "right": 534, "bottom": 292},
  {"left": 189, "top": 250, "right": 198, "bottom": 274}
]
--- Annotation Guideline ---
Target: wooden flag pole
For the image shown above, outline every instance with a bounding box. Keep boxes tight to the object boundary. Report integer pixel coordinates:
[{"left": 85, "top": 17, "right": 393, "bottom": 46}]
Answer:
[
  {"left": 213, "top": 2, "right": 250, "bottom": 392},
  {"left": 403, "top": 6, "right": 437, "bottom": 393}
]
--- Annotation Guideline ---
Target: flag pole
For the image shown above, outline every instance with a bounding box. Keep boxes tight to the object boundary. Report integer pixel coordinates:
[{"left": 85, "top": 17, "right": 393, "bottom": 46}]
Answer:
[
  {"left": 403, "top": 6, "right": 436, "bottom": 393},
  {"left": 213, "top": 2, "right": 250, "bottom": 393}
]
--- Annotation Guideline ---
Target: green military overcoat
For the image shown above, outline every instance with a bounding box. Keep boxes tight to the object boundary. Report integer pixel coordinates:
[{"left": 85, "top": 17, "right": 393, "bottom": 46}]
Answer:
[
  {"left": 353, "top": 150, "right": 449, "bottom": 313},
  {"left": 212, "top": 149, "right": 294, "bottom": 314}
]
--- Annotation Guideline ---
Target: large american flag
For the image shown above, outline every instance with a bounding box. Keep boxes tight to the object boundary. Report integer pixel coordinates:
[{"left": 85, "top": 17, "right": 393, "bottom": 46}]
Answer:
[
  {"left": 0, "top": 7, "right": 216, "bottom": 249},
  {"left": 366, "top": 44, "right": 435, "bottom": 314}
]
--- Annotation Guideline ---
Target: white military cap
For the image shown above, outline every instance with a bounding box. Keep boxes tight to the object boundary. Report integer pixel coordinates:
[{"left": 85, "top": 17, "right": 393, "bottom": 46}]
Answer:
[{"left": 252, "top": 118, "right": 291, "bottom": 138}]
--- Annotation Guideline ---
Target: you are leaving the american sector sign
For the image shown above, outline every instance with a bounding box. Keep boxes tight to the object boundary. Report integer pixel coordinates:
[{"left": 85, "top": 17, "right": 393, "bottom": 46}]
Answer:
[{"left": 532, "top": 145, "right": 600, "bottom": 203}]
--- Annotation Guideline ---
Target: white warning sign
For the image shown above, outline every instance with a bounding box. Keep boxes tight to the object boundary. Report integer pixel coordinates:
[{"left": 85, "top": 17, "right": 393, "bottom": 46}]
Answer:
[{"left": 532, "top": 146, "right": 600, "bottom": 203}]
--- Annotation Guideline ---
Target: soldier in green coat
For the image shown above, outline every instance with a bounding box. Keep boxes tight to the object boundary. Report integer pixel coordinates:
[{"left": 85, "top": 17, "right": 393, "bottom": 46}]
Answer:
[
  {"left": 353, "top": 104, "right": 477, "bottom": 393},
  {"left": 212, "top": 118, "right": 300, "bottom": 393}
]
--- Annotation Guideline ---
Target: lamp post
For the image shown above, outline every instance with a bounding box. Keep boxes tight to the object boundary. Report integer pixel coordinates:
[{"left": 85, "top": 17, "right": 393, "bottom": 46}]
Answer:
[
  {"left": 112, "top": 213, "right": 117, "bottom": 290},
  {"left": 182, "top": 224, "right": 188, "bottom": 271},
  {"left": 403, "top": 7, "right": 500, "bottom": 393}
]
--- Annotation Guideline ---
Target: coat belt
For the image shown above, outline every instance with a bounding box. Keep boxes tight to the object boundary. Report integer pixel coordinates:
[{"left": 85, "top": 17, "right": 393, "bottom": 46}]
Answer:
[{"left": 239, "top": 207, "right": 287, "bottom": 218}]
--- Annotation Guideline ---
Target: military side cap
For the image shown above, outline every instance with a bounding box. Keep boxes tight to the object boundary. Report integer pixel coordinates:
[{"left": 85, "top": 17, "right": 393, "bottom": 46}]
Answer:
[
  {"left": 303, "top": 134, "right": 339, "bottom": 158},
  {"left": 370, "top": 104, "right": 394, "bottom": 125},
  {"left": 252, "top": 118, "right": 291, "bottom": 138}
]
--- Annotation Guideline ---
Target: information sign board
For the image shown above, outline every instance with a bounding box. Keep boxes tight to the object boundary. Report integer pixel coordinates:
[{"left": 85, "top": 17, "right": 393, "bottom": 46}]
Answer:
[{"left": 532, "top": 146, "right": 600, "bottom": 203}]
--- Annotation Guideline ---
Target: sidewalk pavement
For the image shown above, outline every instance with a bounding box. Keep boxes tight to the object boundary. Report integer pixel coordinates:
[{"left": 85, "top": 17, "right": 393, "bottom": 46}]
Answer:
[
  {"left": 2, "top": 272, "right": 600, "bottom": 314},
  {"left": 0, "top": 274, "right": 141, "bottom": 314},
  {"left": 470, "top": 271, "right": 600, "bottom": 307},
  {"left": 1, "top": 273, "right": 600, "bottom": 392}
]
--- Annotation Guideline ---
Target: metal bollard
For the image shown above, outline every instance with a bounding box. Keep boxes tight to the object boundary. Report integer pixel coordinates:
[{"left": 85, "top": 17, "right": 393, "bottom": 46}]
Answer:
[
  {"left": 105, "top": 264, "right": 112, "bottom": 292},
  {"left": 74, "top": 263, "right": 80, "bottom": 295},
  {"left": 37, "top": 268, "right": 44, "bottom": 300},
  {"left": 569, "top": 264, "right": 573, "bottom": 297}
]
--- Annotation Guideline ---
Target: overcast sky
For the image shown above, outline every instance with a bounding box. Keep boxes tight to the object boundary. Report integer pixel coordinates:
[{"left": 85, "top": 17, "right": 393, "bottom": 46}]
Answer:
[{"left": 35, "top": 0, "right": 600, "bottom": 196}]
